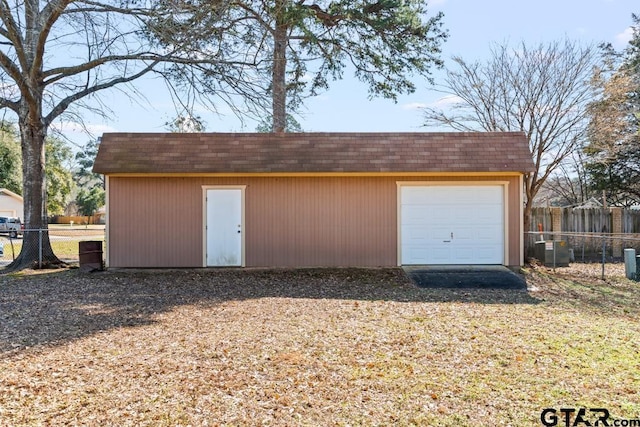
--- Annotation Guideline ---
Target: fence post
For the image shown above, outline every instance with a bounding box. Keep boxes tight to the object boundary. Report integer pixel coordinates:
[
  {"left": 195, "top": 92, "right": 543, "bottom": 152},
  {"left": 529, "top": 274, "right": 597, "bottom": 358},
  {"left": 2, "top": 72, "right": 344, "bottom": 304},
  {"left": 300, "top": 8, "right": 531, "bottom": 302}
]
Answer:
[
  {"left": 38, "top": 228, "right": 42, "bottom": 269},
  {"left": 600, "top": 193, "right": 607, "bottom": 279},
  {"left": 612, "top": 207, "right": 623, "bottom": 258},
  {"left": 551, "top": 207, "right": 562, "bottom": 241}
]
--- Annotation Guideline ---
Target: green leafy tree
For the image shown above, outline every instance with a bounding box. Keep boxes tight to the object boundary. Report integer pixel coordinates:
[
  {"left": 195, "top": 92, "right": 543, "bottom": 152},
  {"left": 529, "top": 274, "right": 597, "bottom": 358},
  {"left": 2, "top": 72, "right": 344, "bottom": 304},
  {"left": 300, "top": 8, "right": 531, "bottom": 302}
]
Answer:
[
  {"left": 585, "top": 15, "right": 640, "bottom": 205},
  {"left": 74, "top": 138, "right": 105, "bottom": 220},
  {"left": 255, "top": 114, "right": 303, "bottom": 133},
  {"left": 45, "top": 137, "right": 74, "bottom": 216},
  {"left": 153, "top": 0, "right": 448, "bottom": 132},
  {"left": 423, "top": 39, "right": 599, "bottom": 234},
  {"left": 75, "top": 139, "right": 104, "bottom": 189},
  {"left": 628, "top": 14, "right": 640, "bottom": 71},
  {"left": 0, "top": 122, "right": 21, "bottom": 194},
  {"left": 76, "top": 186, "right": 105, "bottom": 222}
]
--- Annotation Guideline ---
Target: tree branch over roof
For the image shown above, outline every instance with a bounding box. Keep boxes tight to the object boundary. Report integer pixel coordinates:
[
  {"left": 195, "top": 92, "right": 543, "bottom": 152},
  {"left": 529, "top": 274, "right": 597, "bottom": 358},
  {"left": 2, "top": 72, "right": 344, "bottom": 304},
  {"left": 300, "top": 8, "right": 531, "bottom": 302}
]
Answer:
[{"left": 44, "top": 59, "right": 160, "bottom": 125}]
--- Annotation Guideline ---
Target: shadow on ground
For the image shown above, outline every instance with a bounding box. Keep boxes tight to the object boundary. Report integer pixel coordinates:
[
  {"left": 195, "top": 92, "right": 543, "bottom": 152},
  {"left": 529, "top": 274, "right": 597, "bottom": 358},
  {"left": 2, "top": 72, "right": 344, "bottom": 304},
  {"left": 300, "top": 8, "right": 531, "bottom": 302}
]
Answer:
[{"left": 0, "top": 267, "right": 540, "bottom": 354}]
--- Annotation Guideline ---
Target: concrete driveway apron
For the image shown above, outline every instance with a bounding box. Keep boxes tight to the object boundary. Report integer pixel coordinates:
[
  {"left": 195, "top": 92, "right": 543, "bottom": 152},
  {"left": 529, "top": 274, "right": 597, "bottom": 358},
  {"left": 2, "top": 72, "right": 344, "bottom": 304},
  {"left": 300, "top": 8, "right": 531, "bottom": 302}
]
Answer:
[{"left": 403, "top": 265, "right": 527, "bottom": 289}]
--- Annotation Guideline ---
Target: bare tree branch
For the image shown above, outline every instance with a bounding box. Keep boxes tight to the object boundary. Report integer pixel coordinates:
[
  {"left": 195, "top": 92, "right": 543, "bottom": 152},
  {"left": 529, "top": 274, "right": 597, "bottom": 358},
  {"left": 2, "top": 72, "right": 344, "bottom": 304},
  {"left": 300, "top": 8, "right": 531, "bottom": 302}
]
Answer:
[
  {"left": 0, "top": 50, "right": 25, "bottom": 99},
  {"left": 0, "top": 1, "right": 26, "bottom": 69},
  {"left": 0, "top": 94, "right": 18, "bottom": 111},
  {"left": 44, "top": 59, "right": 160, "bottom": 125},
  {"left": 31, "top": 0, "right": 74, "bottom": 82},
  {"left": 423, "top": 39, "right": 599, "bottom": 236}
]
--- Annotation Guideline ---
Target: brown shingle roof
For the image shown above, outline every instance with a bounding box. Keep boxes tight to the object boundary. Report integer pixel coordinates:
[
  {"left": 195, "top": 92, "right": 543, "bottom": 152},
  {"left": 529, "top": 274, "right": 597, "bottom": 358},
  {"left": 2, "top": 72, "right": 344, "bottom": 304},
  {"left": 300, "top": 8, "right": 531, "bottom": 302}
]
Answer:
[{"left": 93, "top": 132, "right": 534, "bottom": 174}]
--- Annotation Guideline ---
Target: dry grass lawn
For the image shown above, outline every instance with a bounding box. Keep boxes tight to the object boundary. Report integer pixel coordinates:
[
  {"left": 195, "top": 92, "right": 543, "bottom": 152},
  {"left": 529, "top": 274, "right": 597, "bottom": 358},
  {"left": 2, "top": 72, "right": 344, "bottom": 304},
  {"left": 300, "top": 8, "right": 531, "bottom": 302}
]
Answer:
[{"left": 0, "top": 264, "right": 639, "bottom": 426}]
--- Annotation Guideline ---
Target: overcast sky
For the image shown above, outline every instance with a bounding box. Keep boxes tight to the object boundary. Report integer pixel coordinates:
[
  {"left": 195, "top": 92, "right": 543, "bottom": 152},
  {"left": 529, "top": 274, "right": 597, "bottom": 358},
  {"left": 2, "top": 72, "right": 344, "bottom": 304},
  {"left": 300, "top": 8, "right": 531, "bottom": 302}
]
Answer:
[{"left": 57, "top": 0, "right": 639, "bottom": 145}]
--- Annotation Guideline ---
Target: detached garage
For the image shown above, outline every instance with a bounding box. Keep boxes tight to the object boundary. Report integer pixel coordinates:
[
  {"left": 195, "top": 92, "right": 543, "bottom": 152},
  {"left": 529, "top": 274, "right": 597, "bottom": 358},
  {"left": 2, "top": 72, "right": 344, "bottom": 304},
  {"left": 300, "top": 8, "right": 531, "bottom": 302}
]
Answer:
[{"left": 93, "top": 132, "right": 534, "bottom": 269}]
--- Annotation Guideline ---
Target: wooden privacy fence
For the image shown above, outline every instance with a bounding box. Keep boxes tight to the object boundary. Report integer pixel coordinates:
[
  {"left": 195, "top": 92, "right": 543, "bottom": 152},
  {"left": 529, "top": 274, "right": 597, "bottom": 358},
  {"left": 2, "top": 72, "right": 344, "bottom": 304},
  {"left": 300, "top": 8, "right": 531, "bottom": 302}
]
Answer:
[
  {"left": 528, "top": 207, "right": 640, "bottom": 260},
  {"left": 48, "top": 215, "right": 104, "bottom": 225}
]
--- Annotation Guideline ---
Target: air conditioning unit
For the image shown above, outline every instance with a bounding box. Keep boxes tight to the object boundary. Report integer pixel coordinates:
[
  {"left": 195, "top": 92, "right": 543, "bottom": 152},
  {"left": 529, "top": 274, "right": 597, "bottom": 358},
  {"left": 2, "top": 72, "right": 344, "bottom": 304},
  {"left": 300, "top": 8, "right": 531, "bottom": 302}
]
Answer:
[{"left": 534, "top": 240, "right": 570, "bottom": 267}]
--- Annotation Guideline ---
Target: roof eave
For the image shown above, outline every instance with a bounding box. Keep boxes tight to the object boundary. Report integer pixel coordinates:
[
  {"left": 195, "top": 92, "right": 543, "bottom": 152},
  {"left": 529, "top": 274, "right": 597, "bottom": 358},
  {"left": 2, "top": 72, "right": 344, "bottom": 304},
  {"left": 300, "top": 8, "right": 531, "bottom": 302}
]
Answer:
[{"left": 99, "top": 170, "right": 530, "bottom": 177}]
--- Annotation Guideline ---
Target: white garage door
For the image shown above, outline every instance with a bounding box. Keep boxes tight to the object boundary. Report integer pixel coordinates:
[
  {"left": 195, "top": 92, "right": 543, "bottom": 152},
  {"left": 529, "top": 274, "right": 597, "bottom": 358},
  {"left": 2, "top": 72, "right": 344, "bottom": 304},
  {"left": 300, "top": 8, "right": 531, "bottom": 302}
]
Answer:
[{"left": 400, "top": 185, "right": 504, "bottom": 265}]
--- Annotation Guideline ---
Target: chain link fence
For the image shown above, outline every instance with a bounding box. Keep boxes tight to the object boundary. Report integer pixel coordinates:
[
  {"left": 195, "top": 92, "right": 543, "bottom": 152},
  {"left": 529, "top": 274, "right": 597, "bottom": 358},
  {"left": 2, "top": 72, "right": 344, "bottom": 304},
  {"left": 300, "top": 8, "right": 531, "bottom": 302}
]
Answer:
[
  {"left": 526, "top": 231, "right": 640, "bottom": 263},
  {"left": 2, "top": 226, "right": 639, "bottom": 273},
  {"left": 0, "top": 226, "right": 105, "bottom": 268},
  {"left": 526, "top": 230, "right": 640, "bottom": 280}
]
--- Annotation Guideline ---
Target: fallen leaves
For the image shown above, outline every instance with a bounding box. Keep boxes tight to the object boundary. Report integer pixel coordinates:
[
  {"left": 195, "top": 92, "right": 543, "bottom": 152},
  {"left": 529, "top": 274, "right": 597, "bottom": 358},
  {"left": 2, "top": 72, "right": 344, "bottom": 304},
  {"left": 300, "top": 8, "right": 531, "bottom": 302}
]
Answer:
[{"left": 0, "top": 266, "right": 638, "bottom": 426}]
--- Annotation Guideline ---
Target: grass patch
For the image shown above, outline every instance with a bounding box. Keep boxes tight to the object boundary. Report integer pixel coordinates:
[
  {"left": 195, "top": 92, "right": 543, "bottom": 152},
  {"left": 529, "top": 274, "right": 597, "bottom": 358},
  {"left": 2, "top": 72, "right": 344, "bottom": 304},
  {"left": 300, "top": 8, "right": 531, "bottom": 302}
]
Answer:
[
  {"left": 0, "top": 266, "right": 638, "bottom": 426},
  {"left": 1, "top": 239, "right": 104, "bottom": 260}
]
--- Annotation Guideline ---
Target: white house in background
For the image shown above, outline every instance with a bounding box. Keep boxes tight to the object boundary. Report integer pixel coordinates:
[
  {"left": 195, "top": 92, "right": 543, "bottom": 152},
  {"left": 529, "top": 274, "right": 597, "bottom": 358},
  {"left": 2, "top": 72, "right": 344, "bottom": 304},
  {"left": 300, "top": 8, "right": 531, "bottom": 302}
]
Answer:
[{"left": 0, "top": 188, "right": 23, "bottom": 218}]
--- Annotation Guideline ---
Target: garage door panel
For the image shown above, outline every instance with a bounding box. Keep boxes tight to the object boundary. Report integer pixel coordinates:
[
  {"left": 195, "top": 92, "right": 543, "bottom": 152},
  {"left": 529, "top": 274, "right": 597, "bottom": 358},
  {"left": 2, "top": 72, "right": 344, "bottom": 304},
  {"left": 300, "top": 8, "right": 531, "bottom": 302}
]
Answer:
[
  {"left": 402, "top": 224, "right": 450, "bottom": 242},
  {"left": 430, "top": 247, "right": 452, "bottom": 263},
  {"left": 400, "top": 185, "right": 504, "bottom": 265},
  {"left": 453, "top": 247, "right": 474, "bottom": 262},
  {"left": 403, "top": 187, "right": 437, "bottom": 204},
  {"left": 423, "top": 187, "right": 452, "bottom": 203},
  {"left": 452, "top": 208, "right": 474, "bottom": 222},
  {"left": 474, "top": 247, "right": 502, "bottom": 262},
  {"left": 476, "top": 227, "right": 502, "bottom": 241},
  {"left": 404, "top": 206, "right": 456, "bottom": 226},
  {"left": 401, "top": 228, "right": 429, "bottom": 244},
  {"left": 402, "top": 206, "right": 430, "bottom": 223},
  {"left": 474, "top": 186, "right": 502, "bottom": 199},
  {"left": 433, "top": 207, "right": 455, "bottom": 219},
  {"left": 454, "top": 226, "right": 474, "bottom": 240},
  {"left": 477, "top": 202, "right": 502, "bottom": 213},
  {"left": 403, "top": 247, "right": 429, "bottom": 264},
  {"left": 431, "top": 229, "right": 452, "bottom": 241}
]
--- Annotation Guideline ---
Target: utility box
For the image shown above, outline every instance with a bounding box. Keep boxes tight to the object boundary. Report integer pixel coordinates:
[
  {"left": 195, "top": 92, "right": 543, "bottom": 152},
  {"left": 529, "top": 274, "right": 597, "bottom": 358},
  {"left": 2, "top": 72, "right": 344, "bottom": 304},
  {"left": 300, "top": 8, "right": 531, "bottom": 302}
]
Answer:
[
  {"left": 534, "top": 240, "right": 570, "bottom": 267},
  {"left": 624, "top": 249, "right": 636, "bottom": 280}
]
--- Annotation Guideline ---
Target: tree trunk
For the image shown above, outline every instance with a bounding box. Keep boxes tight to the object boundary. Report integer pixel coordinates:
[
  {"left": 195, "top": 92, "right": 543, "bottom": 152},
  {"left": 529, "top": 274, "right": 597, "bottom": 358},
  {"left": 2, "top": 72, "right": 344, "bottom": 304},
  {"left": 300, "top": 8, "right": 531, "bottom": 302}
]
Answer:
[
  {"left": 6, "top": 118, "right": 63, "bottom": 270},
  {"left": 272, "top": 0, "right": 287, "bottom": 133},
  {"left": 522, "top": 171, "right": 541, "bottom": 263},
  {"left": 523, "top": 198, "right": 533, "bottom": 262}
]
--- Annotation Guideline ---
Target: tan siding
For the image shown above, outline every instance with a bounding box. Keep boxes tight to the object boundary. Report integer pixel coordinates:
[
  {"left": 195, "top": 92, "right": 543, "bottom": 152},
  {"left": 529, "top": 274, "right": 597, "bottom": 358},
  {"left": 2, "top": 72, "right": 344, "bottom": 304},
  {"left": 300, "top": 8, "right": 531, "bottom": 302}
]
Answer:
[
  {"left": 107, "top": 175, "right": 523, "bottom": 268},
  {"left": 109, "top": 178, "right": 204, "bottom": 267},
  {"left": 244, "top": 177, "right": 396, "bottom": 267}
]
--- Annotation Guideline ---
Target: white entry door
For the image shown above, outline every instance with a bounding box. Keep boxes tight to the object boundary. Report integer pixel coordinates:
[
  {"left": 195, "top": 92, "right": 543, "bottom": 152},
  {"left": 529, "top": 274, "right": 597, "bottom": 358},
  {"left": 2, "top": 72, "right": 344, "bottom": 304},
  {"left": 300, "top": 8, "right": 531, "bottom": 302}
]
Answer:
[
  {"left": 206, "top": 188, "right": 243, "bottom": 266},
  {"left": 400, "top": 185, "right": 504, "bottom": 265}
]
